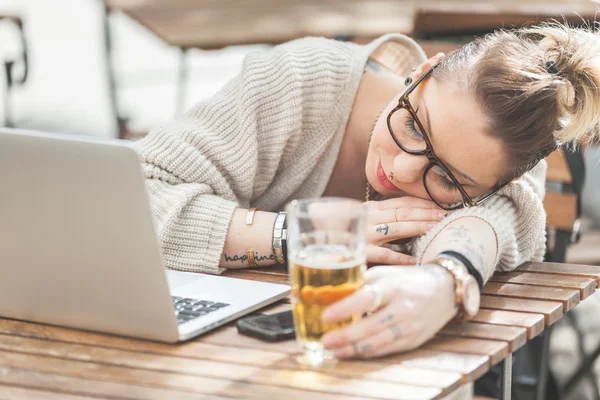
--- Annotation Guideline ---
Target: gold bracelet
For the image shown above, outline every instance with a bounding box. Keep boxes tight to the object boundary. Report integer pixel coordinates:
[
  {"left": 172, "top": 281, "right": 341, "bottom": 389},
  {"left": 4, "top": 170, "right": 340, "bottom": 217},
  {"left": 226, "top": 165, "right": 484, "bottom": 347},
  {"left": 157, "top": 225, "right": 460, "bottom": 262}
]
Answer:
[
  {"left": 245, "top": 208, "right": 258, "bottom": 225},
  {"left": 246, "top": 248, "right": 258, "bottom": 268}
]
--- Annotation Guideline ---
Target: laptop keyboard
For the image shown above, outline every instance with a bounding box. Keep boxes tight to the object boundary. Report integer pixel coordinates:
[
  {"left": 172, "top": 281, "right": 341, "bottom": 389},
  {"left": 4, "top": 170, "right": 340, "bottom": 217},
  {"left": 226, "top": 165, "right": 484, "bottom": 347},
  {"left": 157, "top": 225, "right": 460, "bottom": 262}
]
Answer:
[{"left": 171, "top": 296, "right": 230, "bottom": 325}]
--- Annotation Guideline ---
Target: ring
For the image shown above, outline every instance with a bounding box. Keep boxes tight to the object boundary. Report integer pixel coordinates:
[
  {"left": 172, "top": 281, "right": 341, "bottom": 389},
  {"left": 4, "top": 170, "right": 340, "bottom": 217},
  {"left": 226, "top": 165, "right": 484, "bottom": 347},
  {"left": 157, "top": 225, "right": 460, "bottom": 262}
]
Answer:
[
  {"left": 394, "top": 208, "right": 399, "bottom": 223},
  {"left": 362, "top": 283, "right": 385, "bottom": 313}
]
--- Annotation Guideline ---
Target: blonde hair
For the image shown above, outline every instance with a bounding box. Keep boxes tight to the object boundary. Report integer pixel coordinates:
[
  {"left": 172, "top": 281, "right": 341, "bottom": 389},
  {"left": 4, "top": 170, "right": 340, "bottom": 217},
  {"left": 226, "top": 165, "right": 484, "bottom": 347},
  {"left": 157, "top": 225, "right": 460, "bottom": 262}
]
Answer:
[{"left": 433, "top": 22, "right": 600, "bottom": 178}]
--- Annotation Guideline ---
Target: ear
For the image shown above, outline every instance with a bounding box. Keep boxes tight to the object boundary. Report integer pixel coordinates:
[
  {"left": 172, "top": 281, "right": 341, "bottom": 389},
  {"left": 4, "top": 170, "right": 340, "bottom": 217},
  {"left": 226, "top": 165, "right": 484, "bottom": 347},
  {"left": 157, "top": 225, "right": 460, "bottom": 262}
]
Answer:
[{"left": 411, "top": 53, "right": 446, "bottom": 79}]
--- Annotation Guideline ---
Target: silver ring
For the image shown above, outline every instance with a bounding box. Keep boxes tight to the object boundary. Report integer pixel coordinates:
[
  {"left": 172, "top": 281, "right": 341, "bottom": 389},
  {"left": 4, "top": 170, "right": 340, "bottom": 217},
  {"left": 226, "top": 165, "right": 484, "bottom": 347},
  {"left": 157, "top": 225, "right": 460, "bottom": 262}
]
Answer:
[{"left": 362, "top": 283, "right": 385, "bottom": 313}]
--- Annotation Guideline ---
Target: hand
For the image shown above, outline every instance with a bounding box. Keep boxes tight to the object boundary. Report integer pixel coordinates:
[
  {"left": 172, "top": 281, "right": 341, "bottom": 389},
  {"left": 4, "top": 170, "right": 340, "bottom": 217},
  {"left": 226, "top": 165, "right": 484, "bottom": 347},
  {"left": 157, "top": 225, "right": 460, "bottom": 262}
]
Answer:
[
  {"left": 365, "top": 197, "right": 446, "bottom": 265},
  {"left": 321, "top": 265, "right": 457, "bottom": 359}
]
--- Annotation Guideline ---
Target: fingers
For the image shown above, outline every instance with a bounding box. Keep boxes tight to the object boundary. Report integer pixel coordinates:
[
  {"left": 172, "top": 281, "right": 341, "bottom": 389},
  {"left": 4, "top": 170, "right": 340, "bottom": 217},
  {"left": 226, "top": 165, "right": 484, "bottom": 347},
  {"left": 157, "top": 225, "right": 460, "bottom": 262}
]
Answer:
[
  {"left": 328, "top": 322, "right": 408, "bottom": 359},
  {"left": 366, "top": 245, "right": 416, "bottom": 265},
  {"left": 369, "top": 221, "right": 437, "bottom": 244},
  {"left": 321, "top": 304, "right": 399, "bottom": 349},
  {"left": 371, "top": 207, "right": 447, "bottom": 225},
  {"left": 321, "top": 284, "right": 390, "bottom": 323}
]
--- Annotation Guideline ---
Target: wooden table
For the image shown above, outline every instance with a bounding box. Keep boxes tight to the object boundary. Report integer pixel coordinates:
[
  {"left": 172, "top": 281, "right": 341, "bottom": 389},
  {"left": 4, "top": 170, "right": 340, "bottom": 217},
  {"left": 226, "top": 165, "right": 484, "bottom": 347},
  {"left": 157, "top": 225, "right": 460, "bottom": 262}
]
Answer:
[{"left": 0, "top": 261, "right": 598, "bottom": 399}]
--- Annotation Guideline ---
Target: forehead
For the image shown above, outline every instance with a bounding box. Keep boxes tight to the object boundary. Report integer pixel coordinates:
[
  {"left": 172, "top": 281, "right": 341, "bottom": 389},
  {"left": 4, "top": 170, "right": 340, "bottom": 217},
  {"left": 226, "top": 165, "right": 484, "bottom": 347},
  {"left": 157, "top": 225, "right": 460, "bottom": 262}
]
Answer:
[{"left": 417, "top": 77, "right": 507, "bottom": 189}]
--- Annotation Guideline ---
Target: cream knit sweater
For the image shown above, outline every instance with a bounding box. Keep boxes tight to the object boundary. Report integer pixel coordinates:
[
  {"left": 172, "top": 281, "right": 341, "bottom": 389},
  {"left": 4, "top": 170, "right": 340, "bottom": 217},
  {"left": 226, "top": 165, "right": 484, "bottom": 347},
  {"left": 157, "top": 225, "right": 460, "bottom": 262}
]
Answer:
[{"left": 134, "top": 34, "right": 546, "bottom": 279}]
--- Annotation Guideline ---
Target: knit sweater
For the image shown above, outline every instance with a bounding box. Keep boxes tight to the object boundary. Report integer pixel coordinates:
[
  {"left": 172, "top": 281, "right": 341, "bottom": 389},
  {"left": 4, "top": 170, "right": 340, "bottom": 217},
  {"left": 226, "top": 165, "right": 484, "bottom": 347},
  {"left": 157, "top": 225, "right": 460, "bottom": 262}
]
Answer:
[{"left": 134, "top": 34, "right": 547, "bottom": 278}]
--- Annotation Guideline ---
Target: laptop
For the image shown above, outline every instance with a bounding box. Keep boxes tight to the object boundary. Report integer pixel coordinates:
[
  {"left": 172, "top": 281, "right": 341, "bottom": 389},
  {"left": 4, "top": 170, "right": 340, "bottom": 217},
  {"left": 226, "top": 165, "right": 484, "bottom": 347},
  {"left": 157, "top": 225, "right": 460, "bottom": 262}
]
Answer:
[{"left": 0, "top": 128, "right": 290, "bottom": 343}]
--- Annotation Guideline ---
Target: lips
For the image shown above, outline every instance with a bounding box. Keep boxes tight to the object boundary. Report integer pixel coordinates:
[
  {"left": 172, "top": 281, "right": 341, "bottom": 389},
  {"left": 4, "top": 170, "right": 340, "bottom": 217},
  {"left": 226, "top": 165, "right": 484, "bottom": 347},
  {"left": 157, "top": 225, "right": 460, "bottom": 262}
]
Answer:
[{"left": 377, "top": 162, "right": 401, "bottom": 193}]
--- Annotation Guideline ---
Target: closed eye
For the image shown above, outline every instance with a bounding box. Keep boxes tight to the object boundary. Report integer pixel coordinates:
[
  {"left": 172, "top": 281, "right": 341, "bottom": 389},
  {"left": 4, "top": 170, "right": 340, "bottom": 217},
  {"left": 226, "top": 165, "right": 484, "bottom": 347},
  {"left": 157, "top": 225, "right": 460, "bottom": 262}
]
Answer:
[{"left": 403, "top": 114, "right": 424, "bottom": 140}]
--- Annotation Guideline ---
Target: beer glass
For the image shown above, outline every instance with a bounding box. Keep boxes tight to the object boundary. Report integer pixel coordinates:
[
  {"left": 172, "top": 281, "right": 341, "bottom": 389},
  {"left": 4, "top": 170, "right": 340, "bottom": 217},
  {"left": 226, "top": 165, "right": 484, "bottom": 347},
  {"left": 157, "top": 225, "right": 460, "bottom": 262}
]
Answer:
[{"left": 286, "top": 198, "right": 366, "bottom": 366}]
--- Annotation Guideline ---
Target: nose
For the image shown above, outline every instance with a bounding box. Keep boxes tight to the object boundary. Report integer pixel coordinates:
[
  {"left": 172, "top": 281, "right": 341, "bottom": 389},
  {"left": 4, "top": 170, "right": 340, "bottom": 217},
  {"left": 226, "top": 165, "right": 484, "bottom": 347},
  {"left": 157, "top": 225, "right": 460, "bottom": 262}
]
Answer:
[{"left": 392, "top": 151, "right": 429, "bottom": 184}]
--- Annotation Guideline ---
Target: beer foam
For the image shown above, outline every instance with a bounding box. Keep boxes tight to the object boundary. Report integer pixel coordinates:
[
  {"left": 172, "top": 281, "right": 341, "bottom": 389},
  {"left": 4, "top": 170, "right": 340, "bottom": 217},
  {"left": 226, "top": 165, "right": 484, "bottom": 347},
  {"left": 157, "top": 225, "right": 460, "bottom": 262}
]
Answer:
[{"left": 290, "top": 244, "right": 365, "bottom": 270}]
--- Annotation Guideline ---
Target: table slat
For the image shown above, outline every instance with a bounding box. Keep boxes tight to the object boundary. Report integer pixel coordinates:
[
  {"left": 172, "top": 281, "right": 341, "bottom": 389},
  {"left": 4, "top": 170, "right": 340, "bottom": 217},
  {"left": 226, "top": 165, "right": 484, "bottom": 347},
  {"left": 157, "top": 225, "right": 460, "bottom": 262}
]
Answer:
[
  {"left": 490, "top": 271, "right": 596, "bottom": 299},
  {"left": 517, "top": 262, "right": 600, "bottom": 286},
  {"left": 0, "top": 336, "right": 442, "bottom": 400},
  {"left": 423, "top": 337, "right": 508, "bottom": 366},
  {"left": 439, "top": 323, "right": 527, "bottom": 352},
  {"left": 380, "top": 350, "right": 490, "bottom": 383},
  {"left": 0, "top": 366, "right": 219, "bottom": 400},
  {"left": 0, "top": 317, "right": 464, "bottom": 394},
  {"left": 0, "top": 384, "right": 94, "bottom": 400},
  {"left": 472, "top": 310, "right": 544, "bottom": 339},
  {"left": 0, "top": 350, "right": 421, "bottom": 400},
  {"left": 482, "top": 282, "right": 580, "bottom": 312},
  {"left": 480, "top": 295, "right": 563, "bottom": 326},
  {"left": 0, "top": 318, "right": 293, "bottom": 363}
]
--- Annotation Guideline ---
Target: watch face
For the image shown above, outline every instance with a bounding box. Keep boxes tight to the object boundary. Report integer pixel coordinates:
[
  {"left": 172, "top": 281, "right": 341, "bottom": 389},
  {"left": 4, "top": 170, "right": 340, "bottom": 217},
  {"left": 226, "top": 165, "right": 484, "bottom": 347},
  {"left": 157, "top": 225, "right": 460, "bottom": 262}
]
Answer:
[{"left": 463, "top": 279, "right": 481, "bottom": 316}]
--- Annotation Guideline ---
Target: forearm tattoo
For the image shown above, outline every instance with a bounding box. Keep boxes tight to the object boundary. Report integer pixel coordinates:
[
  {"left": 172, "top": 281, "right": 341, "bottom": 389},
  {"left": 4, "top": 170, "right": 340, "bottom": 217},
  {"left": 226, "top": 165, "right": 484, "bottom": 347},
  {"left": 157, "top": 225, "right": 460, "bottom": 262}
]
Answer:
[
  {"left": 223, "top": 252, "right": 276, "bottom": 264},
  {"left": 446, "top": 224, "right": 491, "bottom": 279}
]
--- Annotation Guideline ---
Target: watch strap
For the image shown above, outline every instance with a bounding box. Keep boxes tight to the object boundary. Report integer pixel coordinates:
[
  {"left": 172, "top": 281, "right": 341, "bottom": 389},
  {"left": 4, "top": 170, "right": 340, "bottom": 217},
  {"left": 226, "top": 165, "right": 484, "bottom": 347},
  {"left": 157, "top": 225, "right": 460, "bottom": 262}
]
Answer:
[
  {"left": 440, "top": 250, "right": 483, "bottom": 291},
  {"left": 272, "top": 212, "right": 287, "bottom": 265}
]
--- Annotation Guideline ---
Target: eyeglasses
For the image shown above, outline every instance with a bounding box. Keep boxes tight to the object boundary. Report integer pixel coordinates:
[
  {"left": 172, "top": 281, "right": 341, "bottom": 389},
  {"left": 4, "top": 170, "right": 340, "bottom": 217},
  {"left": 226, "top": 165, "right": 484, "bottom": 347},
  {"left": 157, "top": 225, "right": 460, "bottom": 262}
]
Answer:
[{"left": 387, "top": 63, "right": 509, "bottom": 211}]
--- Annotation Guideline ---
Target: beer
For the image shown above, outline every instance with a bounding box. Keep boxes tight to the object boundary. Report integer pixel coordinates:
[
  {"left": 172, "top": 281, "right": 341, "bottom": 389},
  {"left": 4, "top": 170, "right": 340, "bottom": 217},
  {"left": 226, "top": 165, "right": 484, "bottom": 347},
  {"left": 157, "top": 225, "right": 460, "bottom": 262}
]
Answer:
[
  {"left": 290, "top": 244, "right": 366, "bottom": 347},
  {"left": 286, "top": 197, "right": 366, "bottom": 365}
]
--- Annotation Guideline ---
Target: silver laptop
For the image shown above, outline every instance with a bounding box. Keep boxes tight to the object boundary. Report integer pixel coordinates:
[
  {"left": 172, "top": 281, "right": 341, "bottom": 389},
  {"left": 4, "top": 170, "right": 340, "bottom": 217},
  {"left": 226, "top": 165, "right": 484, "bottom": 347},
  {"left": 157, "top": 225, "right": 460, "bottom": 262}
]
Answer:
[{"left": 0, "top": 128, "right": 290, "bottom": 342}]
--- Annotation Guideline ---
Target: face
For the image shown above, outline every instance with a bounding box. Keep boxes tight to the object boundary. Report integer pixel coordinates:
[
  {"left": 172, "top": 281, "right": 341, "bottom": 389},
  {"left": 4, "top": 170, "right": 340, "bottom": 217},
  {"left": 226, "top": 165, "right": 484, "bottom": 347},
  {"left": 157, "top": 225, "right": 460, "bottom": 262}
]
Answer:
[{"left": 365, "top": 62, "right": 508, "bottom": 207}]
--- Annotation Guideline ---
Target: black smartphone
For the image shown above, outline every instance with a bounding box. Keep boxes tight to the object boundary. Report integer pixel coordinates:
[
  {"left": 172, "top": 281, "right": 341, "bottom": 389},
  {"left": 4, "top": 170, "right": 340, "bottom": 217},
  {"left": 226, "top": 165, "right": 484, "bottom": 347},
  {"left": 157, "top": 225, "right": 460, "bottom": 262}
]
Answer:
[{"left": 236, "top": 310, "right": 295, "bottom": 342}]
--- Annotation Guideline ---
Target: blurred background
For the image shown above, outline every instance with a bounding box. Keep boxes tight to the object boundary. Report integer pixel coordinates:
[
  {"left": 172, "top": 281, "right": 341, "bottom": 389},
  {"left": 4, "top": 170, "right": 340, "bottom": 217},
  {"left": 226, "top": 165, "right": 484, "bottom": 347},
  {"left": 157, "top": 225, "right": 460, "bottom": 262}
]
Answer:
[{"left": 0, "top": 1, "right": 598, "bottom": 399}]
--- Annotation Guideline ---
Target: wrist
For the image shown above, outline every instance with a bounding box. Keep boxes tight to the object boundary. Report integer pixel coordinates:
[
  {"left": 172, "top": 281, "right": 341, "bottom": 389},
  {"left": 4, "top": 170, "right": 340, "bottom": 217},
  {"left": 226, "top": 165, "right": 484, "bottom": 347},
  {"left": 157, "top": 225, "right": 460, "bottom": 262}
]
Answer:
[
  {"left": 439, "top": 250, "right": 483, "bottom": 291},
  {"left": 430, "top": 256, "right": 481, "bottom": 322}
]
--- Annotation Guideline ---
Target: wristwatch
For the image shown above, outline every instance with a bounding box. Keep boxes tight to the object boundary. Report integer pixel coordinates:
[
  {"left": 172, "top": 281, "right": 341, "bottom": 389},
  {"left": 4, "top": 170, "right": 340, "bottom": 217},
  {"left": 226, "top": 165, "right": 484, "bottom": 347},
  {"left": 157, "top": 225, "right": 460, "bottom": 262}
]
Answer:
[{"left": 431, "top": 255, "right": 481, "bottom": 322}]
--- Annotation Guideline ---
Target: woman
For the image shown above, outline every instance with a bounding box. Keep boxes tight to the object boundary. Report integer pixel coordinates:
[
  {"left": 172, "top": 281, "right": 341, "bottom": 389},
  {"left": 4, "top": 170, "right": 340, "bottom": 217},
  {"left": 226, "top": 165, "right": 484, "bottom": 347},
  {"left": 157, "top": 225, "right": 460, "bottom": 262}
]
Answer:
[{"left": 134, "top": 23, "right": 599, "bottom": 358}]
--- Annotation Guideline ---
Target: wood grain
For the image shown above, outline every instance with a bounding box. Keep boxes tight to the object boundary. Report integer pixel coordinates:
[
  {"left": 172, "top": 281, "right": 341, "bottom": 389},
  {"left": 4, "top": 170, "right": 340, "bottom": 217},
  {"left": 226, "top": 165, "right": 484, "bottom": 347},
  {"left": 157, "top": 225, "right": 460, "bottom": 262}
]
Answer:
[
  {"left": 0, "top": 350, "right": 438, "bottom": 400},
  {"left": 0, "top": 336, "right": 444, "bottom": 400},
  {"left": 544, "top": 192, "right": 579, "bottom": 231},
  {"left": 439, "top": 323, "right": 527, "bottom": 352},
  {"left": 381, "top": 350, "right": 490, "bottom": 383},
  {"left": 490, "top": 271, "right": 596, "bottom": 300},
  {"left": 423, "top": 337, "right": 509, "bottom": 366},
  {"left": 482, "top": 282, "right": 580, "bottom": 312},
  {"left": 517, "top": 262, "right": 600, "bottom": 287},
  {"left": 0, "top": 384, "right": 96, "bottom": 400},
  {"left": 546, "top": 149, "right": 573, "bottom": 184},
  {"left": 472, "top": 310, "right": 544, "bottom": 339},
  {"left": 0, "top": 366, "right": 225, "bottom": 400},
  {"left": 480, "top": 295, "right": 563, "bottom": 326}
]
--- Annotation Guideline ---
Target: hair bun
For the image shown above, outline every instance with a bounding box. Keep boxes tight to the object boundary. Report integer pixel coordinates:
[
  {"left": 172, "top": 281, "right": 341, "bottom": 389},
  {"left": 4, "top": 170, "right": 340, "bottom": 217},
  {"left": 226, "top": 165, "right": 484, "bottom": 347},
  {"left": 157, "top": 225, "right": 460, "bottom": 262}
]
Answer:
[{"left": 525, "top": 23, "right": 600, "bottom": 147}]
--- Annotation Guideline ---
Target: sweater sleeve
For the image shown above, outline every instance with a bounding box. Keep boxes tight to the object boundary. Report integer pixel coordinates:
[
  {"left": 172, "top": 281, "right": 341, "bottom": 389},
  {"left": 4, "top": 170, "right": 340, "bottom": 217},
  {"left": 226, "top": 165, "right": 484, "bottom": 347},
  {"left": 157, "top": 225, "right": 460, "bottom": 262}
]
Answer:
[
  {"left": 412, "top": 160, "right": 547, "bottom": 282},
  {"left": 133, "top": 38, "right": 360, "bottom": 275}
]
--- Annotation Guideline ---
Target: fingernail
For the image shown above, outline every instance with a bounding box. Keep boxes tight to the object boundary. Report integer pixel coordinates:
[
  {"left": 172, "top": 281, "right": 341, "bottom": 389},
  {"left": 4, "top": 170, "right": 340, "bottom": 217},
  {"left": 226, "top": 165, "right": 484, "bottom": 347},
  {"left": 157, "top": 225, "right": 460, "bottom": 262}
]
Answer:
[
  {"left": 409, "top": 257, "right": 417, "bottom": 265},
  {"left": 438, "top": 211, "right": 448, "bottom": 219},
  {"left": 428, "top": 223, "right": 437, "bottom": 230}
]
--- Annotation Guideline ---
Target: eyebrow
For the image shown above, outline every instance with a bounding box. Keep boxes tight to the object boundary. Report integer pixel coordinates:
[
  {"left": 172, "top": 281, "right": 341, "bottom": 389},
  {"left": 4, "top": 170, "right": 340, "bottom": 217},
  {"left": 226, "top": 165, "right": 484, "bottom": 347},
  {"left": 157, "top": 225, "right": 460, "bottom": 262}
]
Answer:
[{"left": 421, "top": 100, "right": 479, "bottom": 186}]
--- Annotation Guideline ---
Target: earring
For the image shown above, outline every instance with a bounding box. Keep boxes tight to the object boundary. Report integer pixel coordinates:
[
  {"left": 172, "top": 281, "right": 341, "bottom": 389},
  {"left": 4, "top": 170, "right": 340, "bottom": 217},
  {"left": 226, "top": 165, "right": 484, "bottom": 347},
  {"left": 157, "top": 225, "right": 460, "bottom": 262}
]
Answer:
[
  {"left": 404, "top": 77, "right": 413, "bottom": 86},
  {"left": 389, "top": 170, "right": 394, "bottom": 181}
]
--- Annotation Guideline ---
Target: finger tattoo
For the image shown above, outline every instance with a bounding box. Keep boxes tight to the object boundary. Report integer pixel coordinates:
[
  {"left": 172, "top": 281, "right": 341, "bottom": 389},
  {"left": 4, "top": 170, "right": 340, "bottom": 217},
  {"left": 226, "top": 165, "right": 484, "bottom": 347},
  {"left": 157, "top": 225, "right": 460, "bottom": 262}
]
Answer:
[
  {"left": 379, "top": 313, "right": 394, "bottom": 325},
  {"left": 352, "top": 342, "right": 361, "bottom": 356},
  {"left": 360, "top": 343, "right": 374, "bottom": 355},
  {"left": 390, "top": 325, "right": 402, "bottom": 340},
  {"left": 376, "top": 224, "right": 389, "bottom": 235}
]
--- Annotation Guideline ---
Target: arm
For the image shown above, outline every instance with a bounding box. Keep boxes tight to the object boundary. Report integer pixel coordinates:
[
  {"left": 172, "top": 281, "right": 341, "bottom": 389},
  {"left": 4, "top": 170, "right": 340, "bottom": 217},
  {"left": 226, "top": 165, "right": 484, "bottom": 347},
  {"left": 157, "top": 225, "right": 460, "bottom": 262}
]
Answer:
[
  {"left": 219, "top": 209, "right": 278, "bottom": 268},
  {"left": 135, "top": 37, "right": 360, "bottom": 274},
  {"left": 321, "top": 162, "right": 548, "bottom": 358}
]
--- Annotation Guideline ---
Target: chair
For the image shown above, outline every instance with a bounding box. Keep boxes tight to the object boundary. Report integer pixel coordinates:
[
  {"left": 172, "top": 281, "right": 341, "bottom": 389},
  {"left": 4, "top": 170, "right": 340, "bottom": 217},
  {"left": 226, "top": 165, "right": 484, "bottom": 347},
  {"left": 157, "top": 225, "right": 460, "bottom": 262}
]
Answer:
[{"left": 0, "top": 15, "right": 28, "bottom": 127}]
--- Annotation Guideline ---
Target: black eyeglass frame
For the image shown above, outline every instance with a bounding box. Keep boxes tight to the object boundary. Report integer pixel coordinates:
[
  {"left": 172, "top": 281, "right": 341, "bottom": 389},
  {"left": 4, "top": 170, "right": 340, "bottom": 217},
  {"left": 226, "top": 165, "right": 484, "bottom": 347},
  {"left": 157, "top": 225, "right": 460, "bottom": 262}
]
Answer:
[{"left": 386, "top": 63, "right": 510, "bottom": 210}]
